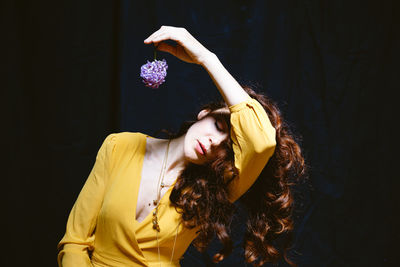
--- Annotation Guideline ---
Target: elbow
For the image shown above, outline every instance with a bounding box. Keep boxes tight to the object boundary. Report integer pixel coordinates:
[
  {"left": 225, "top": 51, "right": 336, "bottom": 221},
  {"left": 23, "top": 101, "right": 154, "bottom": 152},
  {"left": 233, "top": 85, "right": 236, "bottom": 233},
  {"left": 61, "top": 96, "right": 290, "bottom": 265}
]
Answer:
[
  {"left": 252, "top": 140, "right": 276, "bottom": 162},
  {"left": 253, "top": 129, "right": 276, "bottom": 155}
]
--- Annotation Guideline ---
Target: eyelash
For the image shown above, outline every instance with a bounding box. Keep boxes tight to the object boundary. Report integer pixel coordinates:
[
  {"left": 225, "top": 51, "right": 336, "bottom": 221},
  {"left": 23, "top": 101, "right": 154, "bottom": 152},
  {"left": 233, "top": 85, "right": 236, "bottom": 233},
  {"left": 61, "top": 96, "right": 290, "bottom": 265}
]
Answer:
[{"left": 215, "top": 120, "right": 223, "bottom": 132}]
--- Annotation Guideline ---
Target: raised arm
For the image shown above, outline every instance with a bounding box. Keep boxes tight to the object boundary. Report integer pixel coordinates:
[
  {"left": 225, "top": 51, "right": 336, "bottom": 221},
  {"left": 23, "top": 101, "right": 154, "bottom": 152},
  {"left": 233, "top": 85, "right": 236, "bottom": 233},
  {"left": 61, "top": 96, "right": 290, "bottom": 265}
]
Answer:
[{"left": 144, "top": 26, "right": 248, "bottom": 106}]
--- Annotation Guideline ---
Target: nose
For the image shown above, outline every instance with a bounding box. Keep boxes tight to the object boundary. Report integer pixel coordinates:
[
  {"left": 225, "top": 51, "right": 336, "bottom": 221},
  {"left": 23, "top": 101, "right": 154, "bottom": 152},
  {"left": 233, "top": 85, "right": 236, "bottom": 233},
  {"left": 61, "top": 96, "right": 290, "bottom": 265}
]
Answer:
[{"left": 209, "top": 135, "right": 225, "bottom": 148}]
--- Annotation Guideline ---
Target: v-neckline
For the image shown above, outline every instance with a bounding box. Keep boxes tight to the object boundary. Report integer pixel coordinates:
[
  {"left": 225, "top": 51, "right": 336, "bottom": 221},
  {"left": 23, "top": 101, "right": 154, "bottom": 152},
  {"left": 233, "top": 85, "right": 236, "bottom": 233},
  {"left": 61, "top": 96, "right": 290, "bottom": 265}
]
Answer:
[
  {"left": 134, "top": 186, "right": 174, "bottom": 225},
  {"left": 134, "top": 134, "right": 176, "bottom": 225}
]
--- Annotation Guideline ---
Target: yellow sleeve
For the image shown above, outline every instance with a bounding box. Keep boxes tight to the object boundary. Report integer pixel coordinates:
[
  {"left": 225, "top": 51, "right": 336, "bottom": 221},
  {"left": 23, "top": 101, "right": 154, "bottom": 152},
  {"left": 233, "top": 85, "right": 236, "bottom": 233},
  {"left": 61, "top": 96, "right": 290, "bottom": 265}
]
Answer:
[
  {"left": 57, "top": 133, "right": 118, "bottom": 267},
  {"left": 228, "top": 97, "right": 276, "bottom": 202}
]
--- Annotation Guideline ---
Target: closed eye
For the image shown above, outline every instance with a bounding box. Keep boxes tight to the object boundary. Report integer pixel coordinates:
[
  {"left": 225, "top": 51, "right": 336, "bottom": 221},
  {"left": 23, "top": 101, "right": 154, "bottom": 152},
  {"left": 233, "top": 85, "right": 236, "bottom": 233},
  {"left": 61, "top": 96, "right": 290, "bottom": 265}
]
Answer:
[
  {"left": 210, "top": 111, "right": 230, "bottom": 133},
  {"left": 215, "top": 120, "right": 222, "bottom": 131},
  {"left": 214, "top": 118, "right": 226, "bottom": 132}
]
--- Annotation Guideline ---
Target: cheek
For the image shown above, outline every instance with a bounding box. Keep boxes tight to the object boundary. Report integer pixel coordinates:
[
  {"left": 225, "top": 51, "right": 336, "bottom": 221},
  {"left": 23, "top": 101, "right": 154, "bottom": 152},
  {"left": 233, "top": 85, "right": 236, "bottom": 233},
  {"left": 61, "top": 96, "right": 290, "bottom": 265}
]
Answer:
[
  {"left": 183, "top": 131, "right": 198, "bottom": 159},
  {"left": 186, "top": 120, "right": 209, "bottom": 141},
  {"left": 183, "top": 133, "right": 192, "bottom": 154},
  {"left": 183, "top": 140, "right": 193, "bottom": 159}
]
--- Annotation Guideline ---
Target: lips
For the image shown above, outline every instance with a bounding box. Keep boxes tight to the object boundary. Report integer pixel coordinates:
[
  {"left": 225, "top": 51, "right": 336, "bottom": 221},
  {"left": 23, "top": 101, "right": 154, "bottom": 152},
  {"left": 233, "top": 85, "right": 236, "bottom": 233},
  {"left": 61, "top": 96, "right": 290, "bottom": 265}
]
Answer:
[{"left": 196, "top": 140, "right": 207, "bottom": 155}]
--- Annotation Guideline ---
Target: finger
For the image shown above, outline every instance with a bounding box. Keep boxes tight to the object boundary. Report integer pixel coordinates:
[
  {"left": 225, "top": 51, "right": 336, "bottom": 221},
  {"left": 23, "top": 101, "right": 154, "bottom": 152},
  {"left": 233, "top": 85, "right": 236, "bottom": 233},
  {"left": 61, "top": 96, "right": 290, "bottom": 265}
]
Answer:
[
  {"left": 147, "top": 28, "right": 184, "bottom": 45},
  {"left": 151, "top": 32, "right": 172, "bottom": 43},
  {"left": 144, "top": 33, "right": 159, "bottom": 44},
  {"left": 144, "top": 28, "right": 165, "bottom": 43},
  {"left": 156, "top": 42, "right": 177, "bottom": 57},
  {"left": 143, "top": 25, "right": 174, "bottom": 43}
]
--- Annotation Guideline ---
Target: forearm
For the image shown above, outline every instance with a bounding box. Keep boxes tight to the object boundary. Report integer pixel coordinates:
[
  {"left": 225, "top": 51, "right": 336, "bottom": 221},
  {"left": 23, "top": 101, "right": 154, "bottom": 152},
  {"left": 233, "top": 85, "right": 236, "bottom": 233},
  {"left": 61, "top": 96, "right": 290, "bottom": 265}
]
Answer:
[
  {"left": 200, "top": 52, "right": 249, "bottom": 106},
  {"left": 144, "top": 26, "right": 250, "bottom": 105}
]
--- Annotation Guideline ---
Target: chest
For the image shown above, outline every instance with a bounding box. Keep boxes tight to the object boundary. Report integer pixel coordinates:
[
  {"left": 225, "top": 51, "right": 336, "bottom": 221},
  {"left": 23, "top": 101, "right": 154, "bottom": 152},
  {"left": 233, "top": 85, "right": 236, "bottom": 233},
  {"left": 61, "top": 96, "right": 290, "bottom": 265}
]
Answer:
[
  {"left": 135, "top": 155, "right": 174, "bottom": 223},
  {"left": 95, "top": 140, "right": 199, "bottom": 256}
]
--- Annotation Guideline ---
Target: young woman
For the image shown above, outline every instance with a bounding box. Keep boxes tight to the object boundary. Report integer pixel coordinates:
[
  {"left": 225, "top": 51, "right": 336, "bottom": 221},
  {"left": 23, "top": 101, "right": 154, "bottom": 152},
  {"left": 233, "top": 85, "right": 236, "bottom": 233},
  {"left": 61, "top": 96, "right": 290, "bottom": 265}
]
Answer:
[{"left": 57, "top": 26, "right": 305, "bottom": 267}]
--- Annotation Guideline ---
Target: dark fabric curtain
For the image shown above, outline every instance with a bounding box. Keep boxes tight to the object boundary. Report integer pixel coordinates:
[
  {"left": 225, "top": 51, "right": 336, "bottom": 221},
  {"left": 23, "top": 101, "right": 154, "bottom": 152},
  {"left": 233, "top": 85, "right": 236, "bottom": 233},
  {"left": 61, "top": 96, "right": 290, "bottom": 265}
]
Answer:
[
  {"left": 4, "top": 0, "right": 398, "bottom": 266},
  {"left": 4, "top": 0, "right": 120, "bottom": 265}
]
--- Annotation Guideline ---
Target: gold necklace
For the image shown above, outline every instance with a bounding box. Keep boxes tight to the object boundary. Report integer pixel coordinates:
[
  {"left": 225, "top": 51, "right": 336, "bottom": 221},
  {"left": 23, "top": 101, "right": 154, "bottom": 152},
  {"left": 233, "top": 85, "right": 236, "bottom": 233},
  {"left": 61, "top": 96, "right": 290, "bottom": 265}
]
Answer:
[
  {"left": 152, "top": 139, "right": 180, "bottom": 266},
  {"left": 152, "top": 139, "right": 171, "bottom": 232}
]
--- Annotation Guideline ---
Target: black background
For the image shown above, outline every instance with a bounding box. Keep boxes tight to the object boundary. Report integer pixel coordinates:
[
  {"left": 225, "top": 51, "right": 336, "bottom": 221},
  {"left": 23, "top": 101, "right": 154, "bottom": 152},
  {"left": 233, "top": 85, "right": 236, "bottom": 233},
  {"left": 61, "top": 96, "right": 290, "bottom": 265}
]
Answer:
[{"left": 3, "top": 0, "right": 399, "bottom": 266}]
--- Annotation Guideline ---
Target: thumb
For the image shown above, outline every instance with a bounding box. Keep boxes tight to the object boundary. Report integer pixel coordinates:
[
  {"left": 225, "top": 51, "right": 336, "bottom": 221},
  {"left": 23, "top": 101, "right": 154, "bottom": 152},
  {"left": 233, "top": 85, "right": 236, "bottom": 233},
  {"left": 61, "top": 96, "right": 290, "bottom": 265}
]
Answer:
[{"left": 156, "top": 42, "right": 177, "bottom": 57}]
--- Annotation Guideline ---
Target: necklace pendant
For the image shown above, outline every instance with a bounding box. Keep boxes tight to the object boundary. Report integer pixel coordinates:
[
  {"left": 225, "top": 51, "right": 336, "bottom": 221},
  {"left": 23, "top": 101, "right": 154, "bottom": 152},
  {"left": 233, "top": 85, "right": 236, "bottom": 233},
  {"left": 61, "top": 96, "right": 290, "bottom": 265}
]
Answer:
[
  {"left": 153, "top": 223, "right": 160, "bottom": 232},
  {"left": 153, "top": 199, "right": 158, "bottom": 206},
  {"left": 152, "top": 219, "right": 160, "bottom": 231},
  {"left": 160, "top": 182, "right": 165, "bottom": 188}
]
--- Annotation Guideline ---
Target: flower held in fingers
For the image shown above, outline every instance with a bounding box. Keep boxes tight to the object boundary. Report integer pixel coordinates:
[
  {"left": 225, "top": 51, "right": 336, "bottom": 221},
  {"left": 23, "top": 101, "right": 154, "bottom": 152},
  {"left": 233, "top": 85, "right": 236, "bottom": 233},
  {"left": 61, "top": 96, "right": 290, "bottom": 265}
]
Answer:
[{"left": 140, "top": 59, "right": 168, "bottom": 88}]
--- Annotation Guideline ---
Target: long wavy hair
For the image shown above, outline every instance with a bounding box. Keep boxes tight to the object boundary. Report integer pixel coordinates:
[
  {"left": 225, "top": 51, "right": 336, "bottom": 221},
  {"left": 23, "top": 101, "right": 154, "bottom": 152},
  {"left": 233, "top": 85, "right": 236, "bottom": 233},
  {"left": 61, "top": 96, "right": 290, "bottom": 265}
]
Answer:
[{"left": 169, "top": 85, "right": 306, "bottom": 266}]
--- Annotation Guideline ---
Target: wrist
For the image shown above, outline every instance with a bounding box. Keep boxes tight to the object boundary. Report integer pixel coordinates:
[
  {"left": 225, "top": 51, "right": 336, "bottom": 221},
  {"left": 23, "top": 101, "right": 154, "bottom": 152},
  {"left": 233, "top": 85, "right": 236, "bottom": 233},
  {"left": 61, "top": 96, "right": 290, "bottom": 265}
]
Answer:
[{"left": 199, "top": 51, "right": 218, "bottom": 67}]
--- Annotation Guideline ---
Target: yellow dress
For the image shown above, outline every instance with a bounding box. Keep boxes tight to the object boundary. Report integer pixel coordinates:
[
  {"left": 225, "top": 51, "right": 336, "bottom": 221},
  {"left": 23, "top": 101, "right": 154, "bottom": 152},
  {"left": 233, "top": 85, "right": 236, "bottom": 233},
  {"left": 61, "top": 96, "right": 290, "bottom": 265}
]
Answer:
[{"left": 57, "top": 98, "right": 276, "bottom": 267}]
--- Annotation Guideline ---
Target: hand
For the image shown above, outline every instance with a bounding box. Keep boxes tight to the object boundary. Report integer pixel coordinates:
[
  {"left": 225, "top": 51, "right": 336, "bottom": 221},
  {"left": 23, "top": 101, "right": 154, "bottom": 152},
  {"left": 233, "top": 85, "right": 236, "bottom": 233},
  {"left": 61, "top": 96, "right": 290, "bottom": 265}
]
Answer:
[{"left": 144, "top": 26, "right": 213, "bottom": 65}]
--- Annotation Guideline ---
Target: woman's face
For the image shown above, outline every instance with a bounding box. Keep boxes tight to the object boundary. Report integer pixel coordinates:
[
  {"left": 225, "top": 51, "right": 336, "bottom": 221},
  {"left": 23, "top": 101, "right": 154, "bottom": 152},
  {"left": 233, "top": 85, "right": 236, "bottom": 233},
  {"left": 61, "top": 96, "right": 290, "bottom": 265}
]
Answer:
[{"left": 184, "top": 107, "right": 230, "bottom": 165}]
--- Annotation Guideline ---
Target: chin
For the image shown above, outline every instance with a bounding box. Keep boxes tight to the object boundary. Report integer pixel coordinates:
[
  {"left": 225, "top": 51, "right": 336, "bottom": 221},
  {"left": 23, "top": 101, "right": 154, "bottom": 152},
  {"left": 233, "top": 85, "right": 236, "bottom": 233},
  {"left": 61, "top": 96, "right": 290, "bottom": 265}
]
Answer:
[
  {"left": 185, "top": 151, "right": 202, "bottom": 165},
  {"left": 184, "top": 148, "right": 204, "bottom": 166}
]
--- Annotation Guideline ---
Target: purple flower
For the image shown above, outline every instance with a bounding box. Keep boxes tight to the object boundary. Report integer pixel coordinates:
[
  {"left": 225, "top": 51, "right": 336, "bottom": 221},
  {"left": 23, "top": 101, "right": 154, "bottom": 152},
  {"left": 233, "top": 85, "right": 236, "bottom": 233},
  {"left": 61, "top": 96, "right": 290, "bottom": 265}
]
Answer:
[{"left": 140, "top": 59, "right": 168, "bottom": 88}]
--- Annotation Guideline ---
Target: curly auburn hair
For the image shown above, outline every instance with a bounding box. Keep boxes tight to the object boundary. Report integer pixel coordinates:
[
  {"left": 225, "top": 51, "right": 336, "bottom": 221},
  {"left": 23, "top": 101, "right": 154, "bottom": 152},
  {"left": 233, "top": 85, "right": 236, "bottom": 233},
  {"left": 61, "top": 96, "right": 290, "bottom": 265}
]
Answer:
[{"left": 169, "top": 85, "right": 306, "bottom": 266}]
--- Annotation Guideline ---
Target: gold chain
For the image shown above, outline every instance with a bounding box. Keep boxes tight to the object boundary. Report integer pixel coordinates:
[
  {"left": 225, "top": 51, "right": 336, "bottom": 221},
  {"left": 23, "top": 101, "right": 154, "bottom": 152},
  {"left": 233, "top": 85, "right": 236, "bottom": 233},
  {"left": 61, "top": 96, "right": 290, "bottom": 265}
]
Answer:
[
  {"left": 152, "top": 139, "right": 171, "bottom": 232},
  {"left": 156, "top": 221, "right": 180, "bottom": 266},
  {"left": 147, "top": 140, "right": 180, "bottom": 266},
  {"left": 151, "top": 139, "right": 179, "bottom": 266}
]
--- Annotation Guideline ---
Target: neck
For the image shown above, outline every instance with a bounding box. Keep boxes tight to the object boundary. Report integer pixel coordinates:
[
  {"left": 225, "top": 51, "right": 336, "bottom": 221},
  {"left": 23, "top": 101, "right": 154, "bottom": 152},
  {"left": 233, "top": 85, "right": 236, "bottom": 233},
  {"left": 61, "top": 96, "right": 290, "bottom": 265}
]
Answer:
[
  {"left": 165, "top": 134, "right": 187, "bottom": 174},
  {"left": 147, "top": 134, "right": 187, "bottom": 179}
]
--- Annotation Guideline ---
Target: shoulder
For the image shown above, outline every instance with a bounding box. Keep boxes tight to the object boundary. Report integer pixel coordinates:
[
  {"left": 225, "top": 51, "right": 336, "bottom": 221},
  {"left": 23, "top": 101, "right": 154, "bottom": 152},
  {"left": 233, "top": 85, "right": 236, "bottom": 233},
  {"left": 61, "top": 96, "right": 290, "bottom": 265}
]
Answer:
[
  {"left": 100, "top": 132, "right": 146, "bottom": 154},
  {"left": 108, "top": 131, "right": 145, "bottom": 142},
  {"left": 105, "top": 132, "right": 146, "bottom": 149},
  {"left": 101, "top": 132, "right": 147, "bottom": 165}
]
